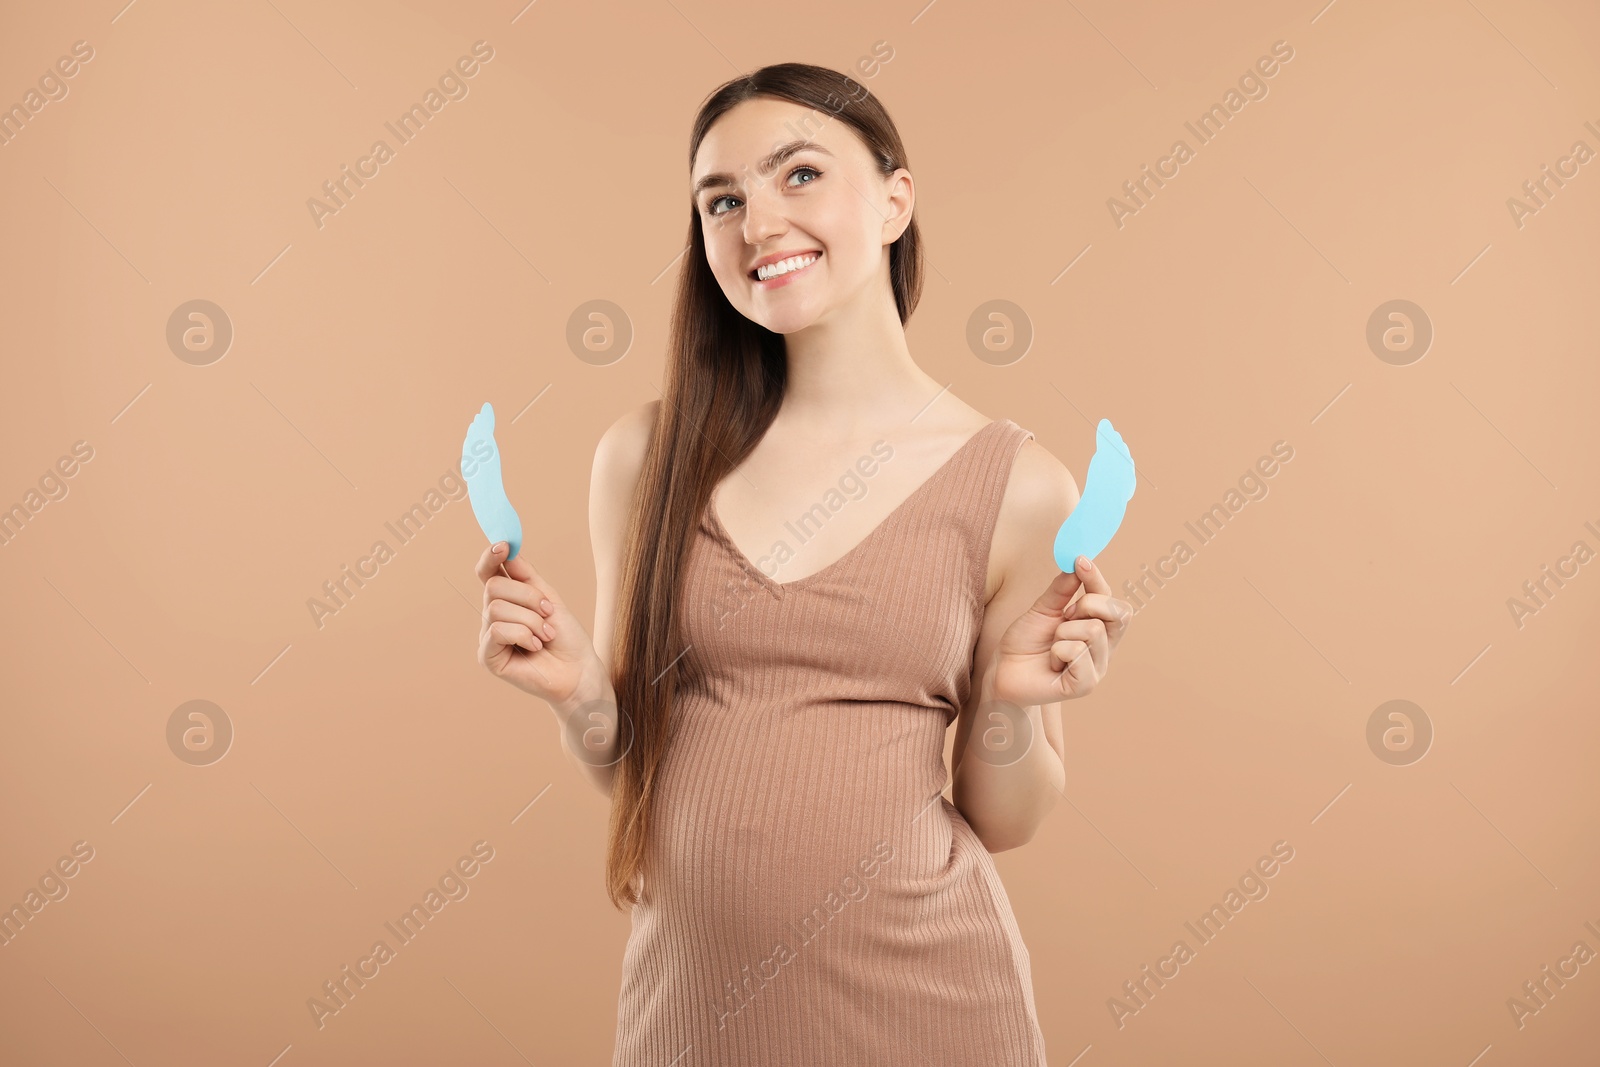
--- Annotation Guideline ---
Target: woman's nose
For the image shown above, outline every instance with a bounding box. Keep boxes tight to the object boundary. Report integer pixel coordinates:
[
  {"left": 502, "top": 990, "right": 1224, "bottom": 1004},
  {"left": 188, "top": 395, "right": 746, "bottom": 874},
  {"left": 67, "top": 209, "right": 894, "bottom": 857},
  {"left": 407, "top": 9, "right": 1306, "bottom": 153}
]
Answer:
[{"left": 741, "top": 183, "right": 786, "bottom": 243}]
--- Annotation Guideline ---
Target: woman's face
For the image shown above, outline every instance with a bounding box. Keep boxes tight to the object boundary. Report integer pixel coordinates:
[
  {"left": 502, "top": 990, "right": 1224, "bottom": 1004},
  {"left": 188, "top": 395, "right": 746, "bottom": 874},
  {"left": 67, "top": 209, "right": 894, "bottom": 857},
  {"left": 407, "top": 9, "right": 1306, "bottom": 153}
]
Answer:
[{"left": 690, "top": 97, "right": 912, "bottom": 335}]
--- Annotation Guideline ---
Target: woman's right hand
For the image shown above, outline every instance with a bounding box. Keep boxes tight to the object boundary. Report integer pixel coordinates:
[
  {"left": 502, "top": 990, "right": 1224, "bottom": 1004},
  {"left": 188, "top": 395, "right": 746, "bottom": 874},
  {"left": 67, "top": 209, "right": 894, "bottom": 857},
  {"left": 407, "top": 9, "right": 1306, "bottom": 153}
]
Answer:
[{"left": 474, "top": 541, "right": 603, "bottom": 707}]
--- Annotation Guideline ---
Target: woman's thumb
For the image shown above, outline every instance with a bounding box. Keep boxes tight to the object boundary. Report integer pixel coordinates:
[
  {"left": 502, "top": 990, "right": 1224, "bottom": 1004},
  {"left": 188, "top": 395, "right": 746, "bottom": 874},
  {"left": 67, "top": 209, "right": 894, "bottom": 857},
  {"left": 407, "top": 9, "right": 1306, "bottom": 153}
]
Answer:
[{"left": 501, "top": 544, "right": 539, "bottom": 585}]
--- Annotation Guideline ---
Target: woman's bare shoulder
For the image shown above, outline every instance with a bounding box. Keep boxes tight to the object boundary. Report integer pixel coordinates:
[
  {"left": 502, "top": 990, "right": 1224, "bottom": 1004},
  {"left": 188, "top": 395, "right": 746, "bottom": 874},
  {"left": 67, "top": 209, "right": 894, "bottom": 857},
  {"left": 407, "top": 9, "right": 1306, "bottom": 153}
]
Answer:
[
  {"left": 986, "top": 435, "right": 1082, "bottom": 597},
  {"left": 590, "top": 400, "right": 659, "bottom": 553},
  {"left": 594, "top": 400, "right": 660, "bottom": 487},
  {"left": 1005, "top": 437, "right": 1079, "bottom": 522}
]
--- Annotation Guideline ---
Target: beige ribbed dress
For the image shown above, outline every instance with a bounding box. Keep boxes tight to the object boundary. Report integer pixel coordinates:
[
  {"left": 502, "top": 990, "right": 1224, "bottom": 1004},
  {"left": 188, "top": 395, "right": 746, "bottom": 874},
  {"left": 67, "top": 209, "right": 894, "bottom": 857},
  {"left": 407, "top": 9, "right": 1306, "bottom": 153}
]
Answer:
[{"left": 613, "top": 418, "right": 1047, "bottom": 1066}]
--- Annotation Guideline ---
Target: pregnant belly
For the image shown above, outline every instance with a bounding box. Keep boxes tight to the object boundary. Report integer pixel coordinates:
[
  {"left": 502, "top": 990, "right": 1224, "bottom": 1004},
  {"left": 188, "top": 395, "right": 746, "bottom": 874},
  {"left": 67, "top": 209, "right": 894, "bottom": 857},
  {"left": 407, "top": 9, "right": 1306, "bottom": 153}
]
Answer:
[{"left": 636, "top": 698, "right": 968, "bottom": 940}]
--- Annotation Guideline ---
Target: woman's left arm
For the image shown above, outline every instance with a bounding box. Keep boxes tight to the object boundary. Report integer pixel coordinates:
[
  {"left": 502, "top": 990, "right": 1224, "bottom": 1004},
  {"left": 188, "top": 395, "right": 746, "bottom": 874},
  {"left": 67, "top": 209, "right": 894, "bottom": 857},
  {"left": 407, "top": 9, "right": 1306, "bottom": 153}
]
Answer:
[{"left": 951, "top": 442, "right": 1133, "bottom": 852}]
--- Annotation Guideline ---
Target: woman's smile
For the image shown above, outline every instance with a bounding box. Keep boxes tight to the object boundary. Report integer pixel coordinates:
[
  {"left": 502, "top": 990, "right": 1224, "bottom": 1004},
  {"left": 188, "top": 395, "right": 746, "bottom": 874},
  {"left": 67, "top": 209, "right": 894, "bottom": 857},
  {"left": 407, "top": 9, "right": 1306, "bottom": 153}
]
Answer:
[{"left": 751, "top": 250, "right": 822, "bottom": 288}]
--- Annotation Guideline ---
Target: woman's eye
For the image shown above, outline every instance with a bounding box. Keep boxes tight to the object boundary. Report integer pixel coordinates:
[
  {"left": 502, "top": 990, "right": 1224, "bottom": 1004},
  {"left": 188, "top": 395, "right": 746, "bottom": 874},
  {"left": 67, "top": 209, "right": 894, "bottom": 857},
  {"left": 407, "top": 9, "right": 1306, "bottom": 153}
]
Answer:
[{"left": 705, "top": 166, "right": 822, "bottom": 217}]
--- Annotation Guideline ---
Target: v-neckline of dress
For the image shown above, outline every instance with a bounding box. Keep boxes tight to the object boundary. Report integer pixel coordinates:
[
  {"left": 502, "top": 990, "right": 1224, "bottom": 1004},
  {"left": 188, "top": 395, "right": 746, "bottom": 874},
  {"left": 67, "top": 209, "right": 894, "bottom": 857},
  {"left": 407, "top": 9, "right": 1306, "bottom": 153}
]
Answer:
[{"left": 705, "top": 419, "right": 1004, "bottom": 595}]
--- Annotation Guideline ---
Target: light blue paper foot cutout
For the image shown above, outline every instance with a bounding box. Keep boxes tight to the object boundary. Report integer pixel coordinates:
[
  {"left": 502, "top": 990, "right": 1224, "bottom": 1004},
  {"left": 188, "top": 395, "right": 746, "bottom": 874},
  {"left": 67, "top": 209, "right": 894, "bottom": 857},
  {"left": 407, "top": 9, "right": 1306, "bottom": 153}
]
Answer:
[
  {"left": 462, "top": 402, "right": 524, "bottom": 561},
  {"left": 1054, "top": 418, "right": 1136, "bottom": 573}
]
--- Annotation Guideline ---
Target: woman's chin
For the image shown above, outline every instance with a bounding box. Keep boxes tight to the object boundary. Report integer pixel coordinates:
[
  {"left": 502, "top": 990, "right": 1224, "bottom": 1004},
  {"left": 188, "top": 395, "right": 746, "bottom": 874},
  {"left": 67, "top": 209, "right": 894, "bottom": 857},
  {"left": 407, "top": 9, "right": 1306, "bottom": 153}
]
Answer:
[{"left": 744, "top": 301, "right": 825, "bottom": 336}]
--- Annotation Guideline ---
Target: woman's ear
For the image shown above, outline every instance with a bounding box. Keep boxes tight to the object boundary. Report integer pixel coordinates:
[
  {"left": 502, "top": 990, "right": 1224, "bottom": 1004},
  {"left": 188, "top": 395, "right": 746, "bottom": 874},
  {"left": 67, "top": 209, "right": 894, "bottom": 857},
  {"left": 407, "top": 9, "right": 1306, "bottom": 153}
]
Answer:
[{"left": 882, "top": 167, "right": 914, "bottom": 244}]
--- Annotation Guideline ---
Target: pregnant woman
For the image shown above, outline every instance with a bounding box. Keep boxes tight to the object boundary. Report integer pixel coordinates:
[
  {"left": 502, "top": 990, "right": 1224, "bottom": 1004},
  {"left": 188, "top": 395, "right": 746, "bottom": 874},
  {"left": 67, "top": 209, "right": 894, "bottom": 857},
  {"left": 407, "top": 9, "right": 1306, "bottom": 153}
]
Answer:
[{"left": 473, "top": 62, "right": 1131, "bottom": 1066}]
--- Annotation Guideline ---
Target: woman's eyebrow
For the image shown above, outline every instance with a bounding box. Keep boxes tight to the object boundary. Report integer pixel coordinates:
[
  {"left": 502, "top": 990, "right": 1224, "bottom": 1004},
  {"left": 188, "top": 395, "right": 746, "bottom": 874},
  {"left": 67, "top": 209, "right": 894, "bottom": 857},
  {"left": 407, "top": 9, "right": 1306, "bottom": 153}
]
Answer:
[{"left": 693, "top": 140, "right": 835, "bottom": 196}]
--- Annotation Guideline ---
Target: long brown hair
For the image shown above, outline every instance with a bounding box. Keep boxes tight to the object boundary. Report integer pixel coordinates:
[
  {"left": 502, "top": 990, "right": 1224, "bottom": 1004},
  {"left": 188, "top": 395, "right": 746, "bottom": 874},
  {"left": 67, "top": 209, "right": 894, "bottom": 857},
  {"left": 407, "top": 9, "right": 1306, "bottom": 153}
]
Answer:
[{"left": 603, "top": 62, "right": 925, "bottom": 909}]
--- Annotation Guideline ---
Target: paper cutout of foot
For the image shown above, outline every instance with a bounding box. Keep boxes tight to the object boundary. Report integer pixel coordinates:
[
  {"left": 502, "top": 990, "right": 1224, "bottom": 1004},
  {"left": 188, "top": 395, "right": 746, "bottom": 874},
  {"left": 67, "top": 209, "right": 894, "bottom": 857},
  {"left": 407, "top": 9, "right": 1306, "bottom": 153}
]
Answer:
[
  {"left": 1054, "top": 418, "right": 1135, "bottom": 573},
  {"left": 462, "top": 402, "right": 524, "bottom": 561}
]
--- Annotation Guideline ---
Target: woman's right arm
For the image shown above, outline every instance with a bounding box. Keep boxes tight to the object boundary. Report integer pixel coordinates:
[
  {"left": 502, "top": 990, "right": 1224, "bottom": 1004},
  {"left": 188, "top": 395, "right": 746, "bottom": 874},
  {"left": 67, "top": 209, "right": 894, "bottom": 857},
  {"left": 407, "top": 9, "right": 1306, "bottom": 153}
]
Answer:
[
  {"left": 474, "top": 401, "right": 658, "bottom": 797},
  {"left": 578, "top": 399, "right": 659, "bottom": 795}
]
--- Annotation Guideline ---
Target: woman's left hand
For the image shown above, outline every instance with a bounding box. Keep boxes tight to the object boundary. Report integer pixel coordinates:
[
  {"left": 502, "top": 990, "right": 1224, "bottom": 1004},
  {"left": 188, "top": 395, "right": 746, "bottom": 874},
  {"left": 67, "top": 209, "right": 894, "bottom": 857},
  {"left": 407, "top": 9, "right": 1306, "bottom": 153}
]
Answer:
[{"left": 991, "top": 556, "right": 1132, "bottom": 706}]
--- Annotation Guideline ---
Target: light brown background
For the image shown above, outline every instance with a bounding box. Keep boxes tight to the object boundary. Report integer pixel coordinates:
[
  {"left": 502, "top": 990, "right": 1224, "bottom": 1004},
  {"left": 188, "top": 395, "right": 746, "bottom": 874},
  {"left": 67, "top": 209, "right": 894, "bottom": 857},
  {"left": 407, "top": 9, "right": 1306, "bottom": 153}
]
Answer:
[{"left": 2, "top": 0, "right": 1597, "bottom": 1063}]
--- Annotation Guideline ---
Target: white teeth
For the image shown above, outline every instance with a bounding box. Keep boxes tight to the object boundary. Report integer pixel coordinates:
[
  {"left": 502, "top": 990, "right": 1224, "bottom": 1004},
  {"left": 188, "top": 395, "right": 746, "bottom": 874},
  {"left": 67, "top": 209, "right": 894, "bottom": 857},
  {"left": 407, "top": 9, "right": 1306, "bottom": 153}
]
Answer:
[{"left": 756, "top": 253, "right": 819, "bottom": 281}]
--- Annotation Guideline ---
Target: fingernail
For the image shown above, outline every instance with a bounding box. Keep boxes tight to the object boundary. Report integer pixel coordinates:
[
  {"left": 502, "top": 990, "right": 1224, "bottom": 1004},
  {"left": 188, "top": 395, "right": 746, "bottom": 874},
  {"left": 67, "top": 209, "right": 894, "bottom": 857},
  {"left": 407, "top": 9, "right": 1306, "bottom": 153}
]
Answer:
[
  {"left": 494, "top": 542, "right": 507, "bottom": 554},
  {"left": 539, "top": 599, "right": 551, "bottom": 612},
  {"left": 1078, "top": 555, "right": 1093, "bottom": 571}
]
